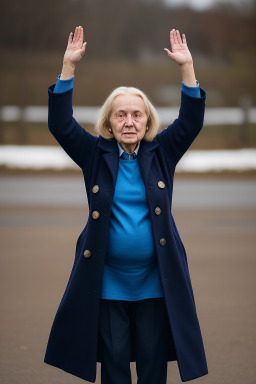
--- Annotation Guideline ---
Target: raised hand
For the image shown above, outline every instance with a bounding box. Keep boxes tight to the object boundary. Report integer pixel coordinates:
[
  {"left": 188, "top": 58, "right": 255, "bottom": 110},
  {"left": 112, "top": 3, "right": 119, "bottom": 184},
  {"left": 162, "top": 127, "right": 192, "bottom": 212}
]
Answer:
[
  {"left": 63, "top": 26, "right": 87, "bottom": 65},
  {"left": 60, "top": 26, "right": 87, "bottom": 80},
  {"left": 164, "top": 29, "right": 196, "bottom": 87},
  {"left": 164, "top": 29, "right": 193, "bottom": 67}
]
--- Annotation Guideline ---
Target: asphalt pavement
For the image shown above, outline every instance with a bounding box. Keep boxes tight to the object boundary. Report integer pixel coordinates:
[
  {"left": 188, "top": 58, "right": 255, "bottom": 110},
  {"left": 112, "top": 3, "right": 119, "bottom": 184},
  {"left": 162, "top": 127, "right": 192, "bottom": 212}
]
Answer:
[
  {"left": 0, "top": 175, "right": 256, "bottom": 208},
  {"left": 0, "top": 175, "right": 256, "bottom": 384}
]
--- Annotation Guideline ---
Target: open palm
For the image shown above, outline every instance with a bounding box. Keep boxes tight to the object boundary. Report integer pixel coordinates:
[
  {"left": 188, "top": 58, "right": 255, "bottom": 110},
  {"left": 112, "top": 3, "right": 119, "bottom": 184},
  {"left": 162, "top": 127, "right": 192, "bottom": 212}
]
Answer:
[
  {"left": 63, "top": 26, "right": 87, "bottom": 65},
  {"left": 164, "top": 29, "right": 193, "bottom": 66}
]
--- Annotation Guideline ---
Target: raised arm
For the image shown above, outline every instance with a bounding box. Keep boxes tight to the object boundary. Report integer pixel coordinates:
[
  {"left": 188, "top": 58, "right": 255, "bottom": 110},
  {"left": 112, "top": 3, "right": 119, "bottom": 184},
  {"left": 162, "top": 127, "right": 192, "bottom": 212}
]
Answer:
[
  {"left": 48, "top": 26, "right": 97, "bottom": 170},
  {"left": 157, "top": 29, "right": 206, "bottom": 166}
]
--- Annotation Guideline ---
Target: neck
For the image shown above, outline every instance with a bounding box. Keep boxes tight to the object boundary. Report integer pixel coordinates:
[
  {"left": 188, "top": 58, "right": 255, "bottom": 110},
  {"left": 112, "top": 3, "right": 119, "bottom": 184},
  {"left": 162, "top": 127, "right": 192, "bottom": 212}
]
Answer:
[{"left": 120, "top": 143, "right": 138, "bottom": 154}]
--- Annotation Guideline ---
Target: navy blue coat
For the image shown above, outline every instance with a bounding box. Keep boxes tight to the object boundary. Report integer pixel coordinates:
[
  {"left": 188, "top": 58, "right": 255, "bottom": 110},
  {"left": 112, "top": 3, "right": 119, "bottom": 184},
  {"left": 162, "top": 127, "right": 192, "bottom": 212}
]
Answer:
[{"left": 44, "top": 84, "right": 208, "bottom": 382}]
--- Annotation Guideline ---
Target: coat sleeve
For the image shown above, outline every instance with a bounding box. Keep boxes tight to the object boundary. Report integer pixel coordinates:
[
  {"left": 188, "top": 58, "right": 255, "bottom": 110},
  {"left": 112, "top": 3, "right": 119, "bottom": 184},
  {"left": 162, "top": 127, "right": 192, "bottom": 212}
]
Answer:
[
  {"left": 48, "top": 84, "right": 97, "bottom": 170},
  {"left": 157, "top": 88, "right": 206, "bottom": 167}
]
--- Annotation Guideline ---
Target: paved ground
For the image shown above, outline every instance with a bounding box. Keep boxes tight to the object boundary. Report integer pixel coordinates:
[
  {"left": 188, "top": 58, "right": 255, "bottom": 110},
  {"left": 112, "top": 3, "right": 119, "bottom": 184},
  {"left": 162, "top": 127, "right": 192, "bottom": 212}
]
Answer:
[
  {"left": 1, "top": 177, "right": 256, "bottom": 383},
  {"left": 1, "top": 175, "right": 256, "bottom": 208}
]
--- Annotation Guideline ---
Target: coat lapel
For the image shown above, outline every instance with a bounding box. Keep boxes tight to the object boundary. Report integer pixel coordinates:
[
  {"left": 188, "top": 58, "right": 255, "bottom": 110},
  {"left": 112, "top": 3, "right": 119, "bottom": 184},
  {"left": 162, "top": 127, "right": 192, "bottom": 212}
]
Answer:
[
  {"left": 138, "top": 139, "right": 159, "bottom": 187},
  {"left": 103, "top": 152, "right": 119, "bottom": 186},
  {"left": 97, "top": 137, "right": 119, "bottom": 187},
  {"left": 96, "top": 136, "right": 160, "bottom": 189}
]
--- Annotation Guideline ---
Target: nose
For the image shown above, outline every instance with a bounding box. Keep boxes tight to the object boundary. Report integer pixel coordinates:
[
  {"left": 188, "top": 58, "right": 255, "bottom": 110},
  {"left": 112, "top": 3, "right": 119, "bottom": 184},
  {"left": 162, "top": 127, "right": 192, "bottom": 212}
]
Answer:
[{"left": 124, "top": 115, "right": 134, "bottom": 126}]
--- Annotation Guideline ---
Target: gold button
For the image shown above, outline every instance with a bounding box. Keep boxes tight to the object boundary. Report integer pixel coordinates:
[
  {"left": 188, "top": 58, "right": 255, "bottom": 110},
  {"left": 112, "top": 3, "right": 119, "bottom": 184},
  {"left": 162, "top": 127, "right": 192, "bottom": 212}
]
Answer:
[
  {"left": 155, "top": 207, "right": 161, "bottom": 215},
  {"left": 158, "top": 181, "right": 165, "bottom": 189},
  {"left": 92, "top": 211, "right": 100, "bottom": 219},
  {"left": 160, "top": 238, "right": 166, "bottom": 246},
  {"left": 92, "top": 185, "right": 99, "bottom": 194},
  {"left": 83, "top": 250, "right": 91, "bottom": 258}
]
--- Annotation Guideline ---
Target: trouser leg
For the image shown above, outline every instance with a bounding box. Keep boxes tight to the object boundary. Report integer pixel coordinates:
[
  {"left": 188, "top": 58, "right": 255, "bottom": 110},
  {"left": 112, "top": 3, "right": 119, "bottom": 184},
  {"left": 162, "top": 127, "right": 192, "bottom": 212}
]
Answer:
[
  {"left": 98, "top": 299, "right": 132, "bottom": 384},
  {"left": 135, "top": 298, "right": 169, "bottom": 384}
]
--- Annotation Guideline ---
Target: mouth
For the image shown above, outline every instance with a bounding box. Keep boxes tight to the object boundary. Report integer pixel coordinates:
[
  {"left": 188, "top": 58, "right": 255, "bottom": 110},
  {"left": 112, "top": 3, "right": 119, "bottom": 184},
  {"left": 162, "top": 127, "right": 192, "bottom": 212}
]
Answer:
[{"left": 123, "top": 132, "right": 136, "bottom": 137}]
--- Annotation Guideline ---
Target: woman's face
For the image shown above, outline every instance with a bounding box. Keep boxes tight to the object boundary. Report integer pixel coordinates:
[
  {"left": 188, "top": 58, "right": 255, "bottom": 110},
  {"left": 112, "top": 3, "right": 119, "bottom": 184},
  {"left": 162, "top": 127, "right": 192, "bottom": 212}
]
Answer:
[{"left": 109, "top": 94, "right": 148, "bottom": 153}]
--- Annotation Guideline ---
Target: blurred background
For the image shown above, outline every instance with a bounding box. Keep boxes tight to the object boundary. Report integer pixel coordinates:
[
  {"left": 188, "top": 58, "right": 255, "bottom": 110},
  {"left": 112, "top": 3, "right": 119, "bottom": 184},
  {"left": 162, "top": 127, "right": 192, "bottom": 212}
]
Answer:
[
  {"left": 0, "top": 0, "right": 256, "bottom": 151},
  {"left": 0, "top": 0, "right": 256, "bottom": 383}
]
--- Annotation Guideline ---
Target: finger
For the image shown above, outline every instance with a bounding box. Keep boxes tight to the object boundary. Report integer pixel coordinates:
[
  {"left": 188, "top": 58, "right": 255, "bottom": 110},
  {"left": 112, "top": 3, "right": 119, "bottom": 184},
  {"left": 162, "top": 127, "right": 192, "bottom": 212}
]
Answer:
[
  {"left": 80, "top": 27, "right": 84, "bottom": 45},
  {"left": 81, "top": 42, "right": 87, "bottom": 55},
  {"left": 76, "top": 26, "right": 80, "bottom": 40},
  {"left": 77, "top": 26, "right": 84, "bottom": 46},
  {"left": 67, "top": 32, "right": 73, "bottom": 46},
  {"left": 73, "top": 26, "right": 82, "bottom": 43},
  {"left": 72, "top": 27, "right": 78, "bottom": 42},
  {"left": 75, "top": 26, "right": 81, "bottom": 43},
  {"left": 176, "top": 30, "right": 182, "bottom": 45},
  {"left": 77, "top": 26, "right": 83, "bottom": 43},
  {"left": 182, "top": 33, "right": 187, "bottom": 45},
  {"left": 174, "top": 31, "right": 179, "bottom": 44},
  {"left": 170, "top": 29, "right": 175, "bottom": 49},
  {"left": 164, "top": 48, "right": 174, "bottom": 60}
]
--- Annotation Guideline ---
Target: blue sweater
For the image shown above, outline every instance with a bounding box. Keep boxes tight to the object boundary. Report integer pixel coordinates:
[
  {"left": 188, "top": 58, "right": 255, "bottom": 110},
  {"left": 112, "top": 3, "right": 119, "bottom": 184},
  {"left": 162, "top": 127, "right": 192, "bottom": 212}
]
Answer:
[
  {"left": 101, "top": 153, "right": 164, "bottom": 300},
  {"left": 53, "top": 76, "right": 200, "bottom": 300}
]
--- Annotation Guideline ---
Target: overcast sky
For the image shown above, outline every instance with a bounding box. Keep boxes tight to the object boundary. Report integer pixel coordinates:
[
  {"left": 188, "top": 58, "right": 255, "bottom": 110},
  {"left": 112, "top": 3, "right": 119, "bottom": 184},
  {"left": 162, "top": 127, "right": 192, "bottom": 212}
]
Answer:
[{"left": 163, "top": 0, "right": 252, "bottom": 11}]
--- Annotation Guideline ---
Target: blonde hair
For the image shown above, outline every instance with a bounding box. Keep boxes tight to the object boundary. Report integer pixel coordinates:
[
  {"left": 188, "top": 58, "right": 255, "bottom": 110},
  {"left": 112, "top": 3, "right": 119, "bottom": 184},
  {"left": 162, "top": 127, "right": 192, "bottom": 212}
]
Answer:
[{"left": 95, "top": 86, "right": 160, "bottom": 141}]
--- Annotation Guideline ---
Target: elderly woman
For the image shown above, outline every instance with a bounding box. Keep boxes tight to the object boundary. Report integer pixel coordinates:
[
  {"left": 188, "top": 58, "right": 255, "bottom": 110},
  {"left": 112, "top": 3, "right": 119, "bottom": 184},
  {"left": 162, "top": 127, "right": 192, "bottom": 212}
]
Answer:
[{"left": 44, "top": 26, "right": 208, "bottom": 384}]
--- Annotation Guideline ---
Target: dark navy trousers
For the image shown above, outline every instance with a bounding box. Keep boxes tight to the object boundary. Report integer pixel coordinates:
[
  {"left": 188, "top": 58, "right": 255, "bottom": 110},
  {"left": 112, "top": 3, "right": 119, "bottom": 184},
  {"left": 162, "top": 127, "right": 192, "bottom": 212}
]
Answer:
[{"left": 98, "top": 298, "right": 170, "bottom": 384}]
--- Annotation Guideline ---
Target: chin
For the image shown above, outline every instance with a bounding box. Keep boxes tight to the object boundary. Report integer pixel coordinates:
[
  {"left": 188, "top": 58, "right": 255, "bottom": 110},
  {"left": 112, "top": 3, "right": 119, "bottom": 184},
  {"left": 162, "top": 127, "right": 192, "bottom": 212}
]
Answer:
[
  {"left": 122, "top": 138, "right": 138, "bottom": 143},
  {"left": 124, "top": 138, "right": 137, "bottom": 142}
]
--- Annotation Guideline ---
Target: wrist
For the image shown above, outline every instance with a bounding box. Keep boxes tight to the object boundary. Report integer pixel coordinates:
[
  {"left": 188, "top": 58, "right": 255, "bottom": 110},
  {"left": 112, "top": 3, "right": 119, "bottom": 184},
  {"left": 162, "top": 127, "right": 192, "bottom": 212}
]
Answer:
[
  {"left": 60, "top": 62, "right": 76, "bottom": 80},
  {"left": 179, "top": 62, "right": 197, "bottom": 87},
  {"left": 179, "top": 62, "right": 194, "bottom": 72}
]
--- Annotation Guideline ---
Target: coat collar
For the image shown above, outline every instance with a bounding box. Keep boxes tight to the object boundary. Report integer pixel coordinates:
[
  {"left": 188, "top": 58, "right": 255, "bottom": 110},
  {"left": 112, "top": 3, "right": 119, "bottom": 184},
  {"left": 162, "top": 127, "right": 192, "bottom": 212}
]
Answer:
[
  {"left": 96, "top": 136, "right": 159, "bottom": 188},
  {"left": 96, "top": 137, "right": 119, "bottom": 153}
]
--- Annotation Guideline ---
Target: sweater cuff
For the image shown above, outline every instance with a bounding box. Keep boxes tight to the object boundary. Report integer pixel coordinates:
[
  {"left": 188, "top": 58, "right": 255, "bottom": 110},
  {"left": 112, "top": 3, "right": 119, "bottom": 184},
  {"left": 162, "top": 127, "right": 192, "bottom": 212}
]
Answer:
[
  {"left": 53, "top": 75, "right": 74, "bottom": 94},
  {"left": 182, "top": 80, "right": 201, "bottom": 98}
]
